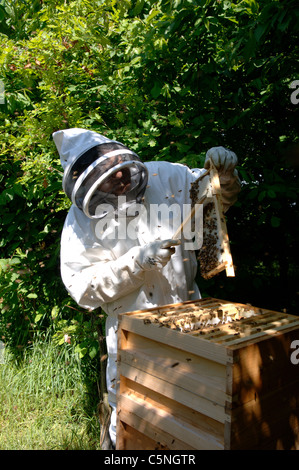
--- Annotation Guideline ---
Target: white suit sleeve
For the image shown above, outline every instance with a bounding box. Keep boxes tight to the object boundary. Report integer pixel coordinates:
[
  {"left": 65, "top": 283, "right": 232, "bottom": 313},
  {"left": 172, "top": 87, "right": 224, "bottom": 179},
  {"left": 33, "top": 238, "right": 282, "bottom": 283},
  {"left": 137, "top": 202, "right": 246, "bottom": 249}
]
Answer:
[{"left": 60, "top": 207, "right": 146, "bottom": 310}]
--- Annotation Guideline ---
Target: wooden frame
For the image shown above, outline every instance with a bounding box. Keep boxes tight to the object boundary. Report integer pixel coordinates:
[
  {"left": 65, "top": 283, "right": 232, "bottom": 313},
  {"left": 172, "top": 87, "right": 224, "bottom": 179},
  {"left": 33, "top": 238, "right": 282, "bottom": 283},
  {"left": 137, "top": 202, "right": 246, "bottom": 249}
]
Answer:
[{"left": 176, "top": 163, "right": 235, "bottom": 279}]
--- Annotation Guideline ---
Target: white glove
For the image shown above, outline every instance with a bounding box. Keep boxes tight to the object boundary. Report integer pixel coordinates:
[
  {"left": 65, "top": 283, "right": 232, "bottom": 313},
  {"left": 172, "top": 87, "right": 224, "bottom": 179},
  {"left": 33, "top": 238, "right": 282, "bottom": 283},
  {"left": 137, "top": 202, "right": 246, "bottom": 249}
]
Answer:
[
  {"left": 138, "top": 239, "right": 180, "bottom": 271},
  {"left": 204, "top": 146, "right": 241, "bottom": 211},
  {"left": 204, "top": 147, "right": 238, "bottom": 174}
]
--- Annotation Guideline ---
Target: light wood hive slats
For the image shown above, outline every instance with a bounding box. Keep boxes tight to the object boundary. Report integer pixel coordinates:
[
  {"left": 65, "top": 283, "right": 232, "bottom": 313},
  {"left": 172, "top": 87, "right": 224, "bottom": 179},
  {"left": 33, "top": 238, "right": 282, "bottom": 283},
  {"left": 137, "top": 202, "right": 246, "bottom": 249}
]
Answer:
[{"left": 117, "top": 298, "right": 299, "bottom": 450}]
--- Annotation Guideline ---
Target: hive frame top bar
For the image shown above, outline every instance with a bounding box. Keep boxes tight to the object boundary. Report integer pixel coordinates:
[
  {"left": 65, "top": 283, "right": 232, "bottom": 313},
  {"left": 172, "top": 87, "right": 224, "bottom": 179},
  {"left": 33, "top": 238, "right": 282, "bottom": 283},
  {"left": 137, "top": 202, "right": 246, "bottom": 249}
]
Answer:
[
  {"left": 119, "top": 297, "right": 257, "bottom": 317},
  {"left": 119, "top": 297, "right": 299, "bottom": 352}
]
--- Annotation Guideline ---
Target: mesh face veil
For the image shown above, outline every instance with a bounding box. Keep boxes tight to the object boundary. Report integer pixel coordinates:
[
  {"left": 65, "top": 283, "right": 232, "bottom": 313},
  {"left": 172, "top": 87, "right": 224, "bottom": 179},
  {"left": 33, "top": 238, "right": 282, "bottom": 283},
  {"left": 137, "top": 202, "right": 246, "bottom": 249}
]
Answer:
[{"left": 61, "top": 140, "right": 148, "bottom": 219}]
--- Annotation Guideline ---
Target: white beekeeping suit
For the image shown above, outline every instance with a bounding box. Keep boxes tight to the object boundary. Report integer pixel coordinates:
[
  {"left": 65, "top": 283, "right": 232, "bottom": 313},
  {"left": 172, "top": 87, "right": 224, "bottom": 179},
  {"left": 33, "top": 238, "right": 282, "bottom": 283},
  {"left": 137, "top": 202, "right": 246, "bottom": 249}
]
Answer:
[{"left": 53, "top": 128, "right": 241, "bottom": 448}]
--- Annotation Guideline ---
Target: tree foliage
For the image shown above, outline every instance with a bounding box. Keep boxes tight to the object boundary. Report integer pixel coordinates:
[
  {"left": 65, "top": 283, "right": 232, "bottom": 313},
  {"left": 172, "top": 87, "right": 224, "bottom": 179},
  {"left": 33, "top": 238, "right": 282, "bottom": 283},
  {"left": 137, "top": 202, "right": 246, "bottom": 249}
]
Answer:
[{"left": 0, "top": 0, "right": 298, "bottom": 355}]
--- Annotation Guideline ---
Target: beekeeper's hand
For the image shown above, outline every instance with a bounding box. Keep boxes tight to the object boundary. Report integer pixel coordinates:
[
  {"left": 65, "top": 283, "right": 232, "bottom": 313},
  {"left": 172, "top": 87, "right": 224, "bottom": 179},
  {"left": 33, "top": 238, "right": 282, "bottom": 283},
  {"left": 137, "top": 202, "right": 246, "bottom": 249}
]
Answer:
[
  {"left": 204, "top": 147, "right": 241, "bottom": 211},
  {"left": 138, "top": 239, "right": 180, "bottom": 270},
  {"left": 204, "top": 147, "right": 238, "bottom": 174}
]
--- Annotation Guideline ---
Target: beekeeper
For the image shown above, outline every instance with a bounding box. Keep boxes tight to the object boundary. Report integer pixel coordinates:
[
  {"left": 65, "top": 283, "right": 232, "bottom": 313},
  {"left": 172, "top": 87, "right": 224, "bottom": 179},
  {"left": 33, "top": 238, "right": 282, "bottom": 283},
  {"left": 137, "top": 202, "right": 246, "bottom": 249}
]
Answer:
[{"left": 53, "top": 128, "right": 241, "bottom": 449}]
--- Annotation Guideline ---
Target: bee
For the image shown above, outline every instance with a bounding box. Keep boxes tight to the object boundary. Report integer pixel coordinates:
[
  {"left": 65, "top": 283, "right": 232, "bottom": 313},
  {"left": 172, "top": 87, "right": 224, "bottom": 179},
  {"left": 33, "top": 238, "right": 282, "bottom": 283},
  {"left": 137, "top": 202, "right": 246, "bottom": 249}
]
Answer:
[{"left": 171, "top": 362, "right": 179, "bottom": 368}]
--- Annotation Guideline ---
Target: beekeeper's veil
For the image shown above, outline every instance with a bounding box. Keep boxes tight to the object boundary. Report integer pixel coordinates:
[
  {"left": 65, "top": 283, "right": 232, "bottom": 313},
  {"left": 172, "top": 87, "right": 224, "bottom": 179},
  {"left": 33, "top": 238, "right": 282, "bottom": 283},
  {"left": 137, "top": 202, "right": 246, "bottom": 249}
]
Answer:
[{"left": 53, "top": 128, "right": 148, "bottom": 218}]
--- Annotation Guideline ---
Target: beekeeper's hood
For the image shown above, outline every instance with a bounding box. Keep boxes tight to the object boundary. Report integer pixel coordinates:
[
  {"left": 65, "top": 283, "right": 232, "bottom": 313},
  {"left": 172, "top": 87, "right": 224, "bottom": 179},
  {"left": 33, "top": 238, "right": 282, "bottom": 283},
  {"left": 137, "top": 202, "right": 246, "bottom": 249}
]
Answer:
[{"left": 53, "top": 128, "right": 148, "bottom": 219}]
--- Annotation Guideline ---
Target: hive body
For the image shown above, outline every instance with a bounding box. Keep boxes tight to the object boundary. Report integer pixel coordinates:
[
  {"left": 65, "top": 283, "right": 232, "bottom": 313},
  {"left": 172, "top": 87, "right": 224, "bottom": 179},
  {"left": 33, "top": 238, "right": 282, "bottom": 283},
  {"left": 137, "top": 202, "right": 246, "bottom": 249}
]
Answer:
[{"left": 116, "top": 298, "right": 299, "bottom": 450}]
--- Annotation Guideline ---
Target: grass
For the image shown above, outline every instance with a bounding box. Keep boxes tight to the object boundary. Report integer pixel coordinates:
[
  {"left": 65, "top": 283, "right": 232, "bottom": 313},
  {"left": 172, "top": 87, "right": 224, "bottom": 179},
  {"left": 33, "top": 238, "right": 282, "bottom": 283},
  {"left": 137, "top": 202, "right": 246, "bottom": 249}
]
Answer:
[{"left": 0, "top": 338, "right": 102, "bottom": 450}]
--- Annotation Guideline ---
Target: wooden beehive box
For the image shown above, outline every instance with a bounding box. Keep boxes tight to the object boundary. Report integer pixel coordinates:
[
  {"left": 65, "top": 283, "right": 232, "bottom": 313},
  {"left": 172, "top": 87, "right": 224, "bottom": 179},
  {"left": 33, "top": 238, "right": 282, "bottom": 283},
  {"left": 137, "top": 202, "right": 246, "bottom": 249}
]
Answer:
[{"left": 116, "top": 298, "right": 299, "bottom": 450}]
